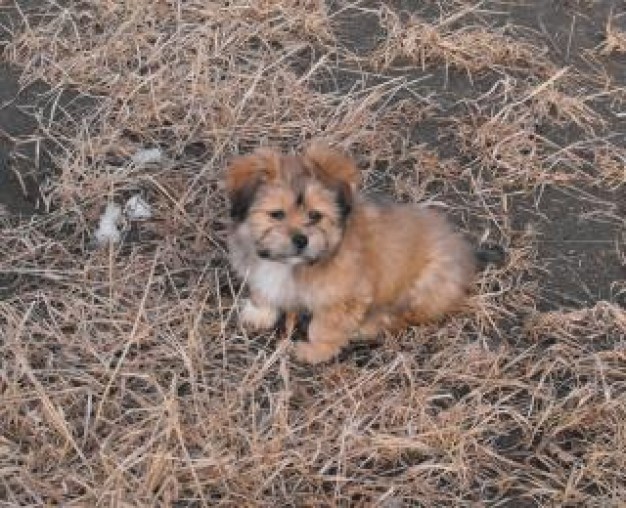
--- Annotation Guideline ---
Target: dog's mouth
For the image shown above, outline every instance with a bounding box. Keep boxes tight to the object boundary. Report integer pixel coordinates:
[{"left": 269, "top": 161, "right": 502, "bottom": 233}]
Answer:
[{"left": 256, "top": 249, "right": 318, "bottom": 265}]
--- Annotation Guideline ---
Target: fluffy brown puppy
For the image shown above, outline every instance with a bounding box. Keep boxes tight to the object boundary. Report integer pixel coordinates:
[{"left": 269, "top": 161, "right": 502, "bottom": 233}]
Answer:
[{"left": 226, "top": 144, "right": 475, "bottom": 364}]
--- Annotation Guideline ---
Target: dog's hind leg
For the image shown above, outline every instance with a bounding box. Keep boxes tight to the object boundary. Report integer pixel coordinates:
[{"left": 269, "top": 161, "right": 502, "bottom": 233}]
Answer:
[{"left": 357, "top": 310, "right": 407, "bottom": 339}]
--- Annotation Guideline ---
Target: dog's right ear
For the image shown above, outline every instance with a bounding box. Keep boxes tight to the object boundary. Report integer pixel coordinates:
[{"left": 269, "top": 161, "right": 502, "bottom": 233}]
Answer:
[
  {"left": 225, "top": 148, "right": 280, "bottom": 222},
  {"left": 303, "top": 143, "right": 360, "bottom": 223}
]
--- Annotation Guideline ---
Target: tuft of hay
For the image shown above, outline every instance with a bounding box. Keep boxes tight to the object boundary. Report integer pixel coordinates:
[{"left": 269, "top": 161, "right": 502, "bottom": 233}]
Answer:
[
  {"left": 372, "top": 6, "right": 553, "bottom": 77},
  {"left": 600, "top": 12, "right": 626, "bottom": 55}
]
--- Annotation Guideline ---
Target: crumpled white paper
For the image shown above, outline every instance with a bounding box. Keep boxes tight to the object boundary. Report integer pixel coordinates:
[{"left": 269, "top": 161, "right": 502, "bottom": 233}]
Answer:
[
  {"left": 131, "top": 147, "right": 162, "bottom": 166},
  {"left": 94, "top": 202, "right": 122, "bottom": 246},
  {"left": 124, "top": 194, "right": 152, "bottom": 220}
]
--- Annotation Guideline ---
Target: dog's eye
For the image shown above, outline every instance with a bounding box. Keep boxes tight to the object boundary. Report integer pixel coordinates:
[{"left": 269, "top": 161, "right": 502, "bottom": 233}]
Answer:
[
  {"left": 269, "top": 210, "right": 285, "bottom": 220},
  {"left": 308, "top": 210, "right": 323, "bottom": 224}
]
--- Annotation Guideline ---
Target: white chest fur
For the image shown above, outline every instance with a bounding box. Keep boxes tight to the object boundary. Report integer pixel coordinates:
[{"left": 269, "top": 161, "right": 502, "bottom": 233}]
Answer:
[{"left": 247, "top": 260, "right": 298, "bottom": 309}]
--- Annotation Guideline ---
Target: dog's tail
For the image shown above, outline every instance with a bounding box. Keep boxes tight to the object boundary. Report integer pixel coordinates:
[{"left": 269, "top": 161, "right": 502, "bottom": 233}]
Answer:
[{"left": 474, "top": 243, "right": 506, "bottom": 271}]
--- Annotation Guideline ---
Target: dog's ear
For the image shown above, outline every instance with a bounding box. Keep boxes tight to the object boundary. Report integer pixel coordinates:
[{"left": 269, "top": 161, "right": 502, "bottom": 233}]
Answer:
[
  {"left": 225, "top": 148, "right": 280, "bottom": 222},
  {"left": 303, "top": 143, "right": 360, "bottom": 189},
  {"left": 304, "top": 144, "right": 359, "bottom": 221},
  {"left": 335, "top": 181, "right": 353, "bottom": 222}
]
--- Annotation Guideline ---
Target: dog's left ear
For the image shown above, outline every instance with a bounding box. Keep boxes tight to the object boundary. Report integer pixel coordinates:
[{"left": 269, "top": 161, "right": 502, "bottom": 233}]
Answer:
[
  {"left": 225, "top": 148, "right": 280, "bottom": 222},
  {"left": 303, "top": 143, "right": 360, "bottom": 221}
]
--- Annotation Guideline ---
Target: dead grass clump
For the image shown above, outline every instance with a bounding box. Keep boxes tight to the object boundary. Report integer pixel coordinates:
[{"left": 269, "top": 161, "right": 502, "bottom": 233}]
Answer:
[
  {"left": 600, "top": 12, "right": 626, "bottom": 55},
  {"left": 530, "top": 87, "right": 605, "bottom": 135},
  {"left": 372, "top": 6, "right": 552, "bottom": 77},
  {"left": 525, "top": 301, "right": 625, "bottom": 347},
  {"left": 457, "top": 113, "right": 543, "bottom": 186},
  {"left": 454, "top": 69, "right": 609, "bottom": 187},
  {"left": 384, "top": 145, "right": 466, "bottom": 202},
  {"left": 594, "top": 144, "right": 626, "bottom": 189}
]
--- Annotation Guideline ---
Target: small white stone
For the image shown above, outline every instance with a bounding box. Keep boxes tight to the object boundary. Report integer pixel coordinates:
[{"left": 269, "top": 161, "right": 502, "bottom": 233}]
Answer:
[{"left": 124, "top": 194, "right": 152, "bottom": 220}]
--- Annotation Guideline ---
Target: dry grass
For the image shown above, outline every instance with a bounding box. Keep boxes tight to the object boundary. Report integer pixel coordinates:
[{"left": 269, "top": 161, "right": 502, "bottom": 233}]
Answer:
[
  {"left": 600, "top": 11, "right": 626, "bottom": 55},
  {"left": 372, "top": 5, "right": 554, "bottom": 77},
  {"left": 1, "top": 0, "right": 624, "bottom": 506}
]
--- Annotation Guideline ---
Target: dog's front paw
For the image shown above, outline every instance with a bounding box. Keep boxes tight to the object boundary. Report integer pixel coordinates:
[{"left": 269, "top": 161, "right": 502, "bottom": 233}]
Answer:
[
  {"left": 293, "top": 341, "right": 340, "bottom": 364},
  {"left": 240, "top": 299, "right": 279, "bottom": 330}
]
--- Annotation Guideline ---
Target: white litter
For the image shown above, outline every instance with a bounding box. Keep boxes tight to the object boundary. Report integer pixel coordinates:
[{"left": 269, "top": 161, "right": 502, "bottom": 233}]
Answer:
[
  {"left": 94, "top": 202, "right": 122, "bottom": 246},
  {"left": 131, "top": 147, "right": 162, "bottom": 166},
  {"left": 124, "top": 194, "right": 152, "bottom": 220}
]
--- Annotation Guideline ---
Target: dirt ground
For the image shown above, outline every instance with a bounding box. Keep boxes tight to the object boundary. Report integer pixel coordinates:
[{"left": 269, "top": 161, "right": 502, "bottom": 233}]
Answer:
[
  {"left": 0, "top": 62, "right": 38, "bottom": 216},
  {"left": 0, "top": 0, "right": 625, "bottom": 506}
]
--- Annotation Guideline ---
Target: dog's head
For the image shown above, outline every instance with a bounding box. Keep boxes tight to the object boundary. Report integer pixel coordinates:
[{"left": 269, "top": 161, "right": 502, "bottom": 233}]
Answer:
[{"left": 225, "top": 143, "right": 359, "bottom": 264}]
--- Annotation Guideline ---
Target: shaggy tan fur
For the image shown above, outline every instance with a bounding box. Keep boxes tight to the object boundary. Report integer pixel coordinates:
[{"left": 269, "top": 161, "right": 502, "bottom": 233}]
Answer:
[{"left": 226, "top": 144, "right": 476, "bottom": 363}]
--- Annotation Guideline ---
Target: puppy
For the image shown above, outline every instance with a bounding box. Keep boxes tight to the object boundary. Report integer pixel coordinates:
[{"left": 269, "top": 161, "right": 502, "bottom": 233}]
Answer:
[{"left": 225, "top": 144, "right": 475, "bottom": 364}]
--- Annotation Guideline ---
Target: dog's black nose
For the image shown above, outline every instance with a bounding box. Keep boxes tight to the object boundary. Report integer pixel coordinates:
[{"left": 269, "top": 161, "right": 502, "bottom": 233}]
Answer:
[{"left": 292, "top": 233, "right": 308, "bottom": 250}]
